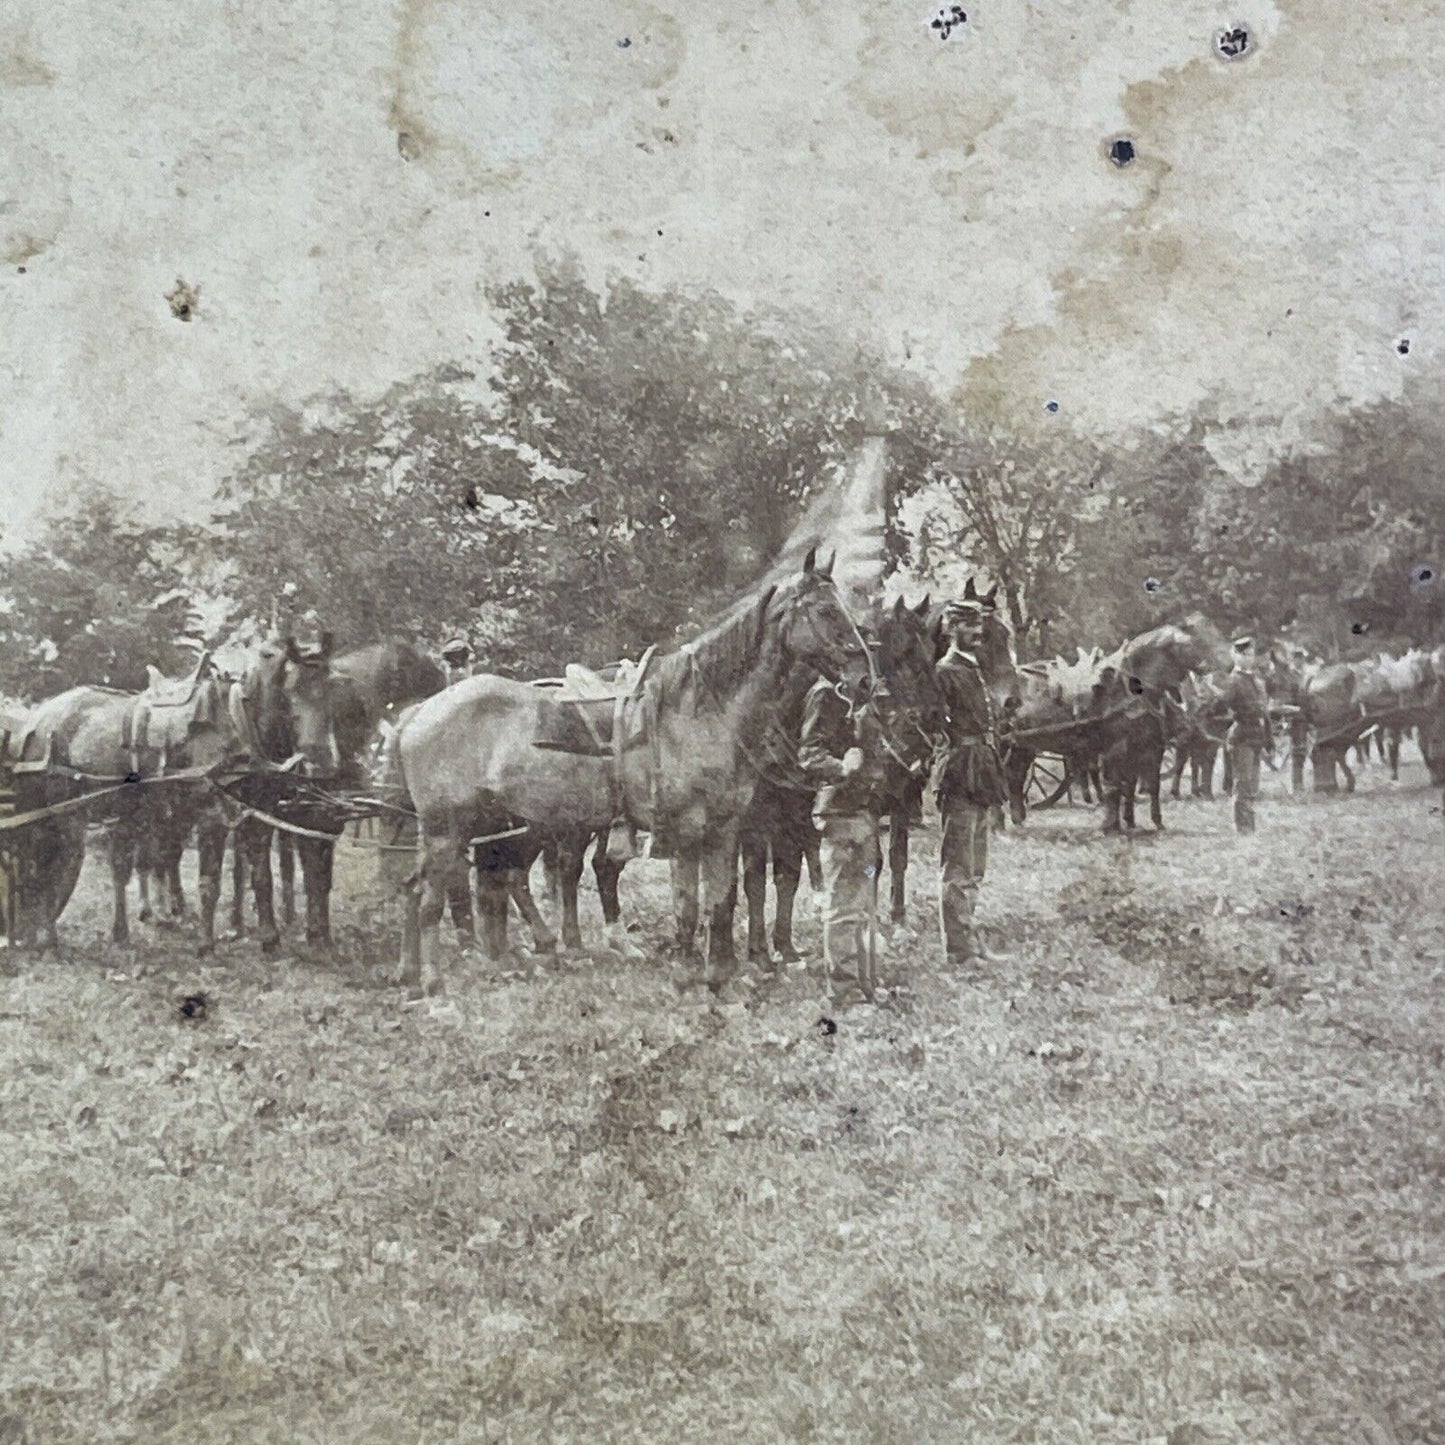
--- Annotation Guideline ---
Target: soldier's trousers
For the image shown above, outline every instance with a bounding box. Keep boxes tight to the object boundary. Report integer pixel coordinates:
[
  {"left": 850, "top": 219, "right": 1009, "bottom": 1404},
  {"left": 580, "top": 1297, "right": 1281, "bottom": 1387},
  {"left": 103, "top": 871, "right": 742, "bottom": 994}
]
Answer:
[
  {"left": 816, "top": 813, "right": 881, "bottom": 990},
  {"left": 1229, "top": 743, "right": 1261, "bottom": 833},
  {"left": 939, "top": 801, "right": 990, "bottom": 964}
]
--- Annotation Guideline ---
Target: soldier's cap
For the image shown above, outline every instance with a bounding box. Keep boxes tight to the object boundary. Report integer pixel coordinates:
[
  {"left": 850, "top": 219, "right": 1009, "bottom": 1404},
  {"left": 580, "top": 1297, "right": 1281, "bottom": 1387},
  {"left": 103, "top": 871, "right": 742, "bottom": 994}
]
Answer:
[
  {"left": 441, "top": 637, "right": 470, "bottom": 659},
  {"left": 942, "top": 599, "right": 986, "bottom": 628}
]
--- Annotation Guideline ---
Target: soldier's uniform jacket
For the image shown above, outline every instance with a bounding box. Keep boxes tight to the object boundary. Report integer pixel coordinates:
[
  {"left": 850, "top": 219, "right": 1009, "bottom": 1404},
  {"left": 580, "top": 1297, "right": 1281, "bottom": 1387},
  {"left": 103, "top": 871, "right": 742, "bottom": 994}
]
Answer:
[
  {"left": 934, "top": 647, "right": 1009, "bottom": 809},
  {"left": 1223, "top": 667, "right": 1271, "bottom": 747},
  {"left": 798, "top": 679, "right": 880, "bottom": 816}
]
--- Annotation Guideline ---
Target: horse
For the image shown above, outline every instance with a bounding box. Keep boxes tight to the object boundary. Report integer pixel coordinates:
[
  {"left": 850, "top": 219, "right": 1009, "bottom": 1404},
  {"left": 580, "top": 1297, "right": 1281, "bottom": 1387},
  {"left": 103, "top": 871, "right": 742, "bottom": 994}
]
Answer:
[
  {"left": 1352, "top": 650, "right": 1436, "bottom": 781},
  {"left": 1166, "top": 670, "right": 1233, "bottom": 801},
  {"left": 16, "top": 654, "right": 242, "bottom": 950},
  {"left": 733, "top": 591, "right": 947, "bottom": 964},
  {"left": 1, "top": 701, "right": 87, "bottom": 951},
  {"left": 395, "top": 549, "right": 870, "bottom": 997},
  {"left": 1088, "top": 618, "right": 1232, "bottom": 833},
  {"left": 231, "top": 636, "right": 445, "bottom": 953}
]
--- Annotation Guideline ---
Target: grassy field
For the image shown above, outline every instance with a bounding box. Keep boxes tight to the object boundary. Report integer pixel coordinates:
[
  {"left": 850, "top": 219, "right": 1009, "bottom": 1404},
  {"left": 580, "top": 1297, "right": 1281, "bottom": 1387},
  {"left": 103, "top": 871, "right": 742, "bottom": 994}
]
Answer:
[{"left": 2, "top": 754, "right": 1443, "bottom": 1444}]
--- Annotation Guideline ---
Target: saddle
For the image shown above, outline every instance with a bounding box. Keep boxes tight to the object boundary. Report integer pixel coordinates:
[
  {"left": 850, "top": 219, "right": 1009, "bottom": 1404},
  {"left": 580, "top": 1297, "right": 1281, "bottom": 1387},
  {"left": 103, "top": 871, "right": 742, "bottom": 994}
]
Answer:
[
  {"left": 533, "top": 650, "right": 660, "bottom": 858},
  {"left": 534, "top": 652, "right": 653, "bottom": 758},
  {"left": 124, "top": 656, "right": 218, "bottom": 762}
]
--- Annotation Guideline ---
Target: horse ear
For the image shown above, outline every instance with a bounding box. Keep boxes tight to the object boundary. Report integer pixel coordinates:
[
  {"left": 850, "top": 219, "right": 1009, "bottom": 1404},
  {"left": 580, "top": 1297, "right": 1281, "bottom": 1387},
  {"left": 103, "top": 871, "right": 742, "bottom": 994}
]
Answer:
[
  {"left": 192, "top": 649, "right": 211, "bottom": 681},
  {"left": 802, "top": 547, "right": 817, "bottom": 575},
  {"left": 820, "top": 550, "right": 836, "bottom": 579},
  {"left": 318, "top": 631, "right": 335, "bottom": 661},
  {"left": 755, "top": 585, "right": 778, "bottom": 646},
  {"left": 914, "top": 594, "right": 930, "bottom": 617},
  {"left": 146, "top": 664, "right": 163, "bottom": 689},
  {"left": 284, "top": 635, "right": 303, "bottom": 665},
  {"left": 964, "top": 577, "right": 978, "bottom": 601},
  {"left": 984, "top": 582, "right": 998, "bottom": 604},
  {"left": 892, "top": 596, "right": 907, "bottom": 620}
]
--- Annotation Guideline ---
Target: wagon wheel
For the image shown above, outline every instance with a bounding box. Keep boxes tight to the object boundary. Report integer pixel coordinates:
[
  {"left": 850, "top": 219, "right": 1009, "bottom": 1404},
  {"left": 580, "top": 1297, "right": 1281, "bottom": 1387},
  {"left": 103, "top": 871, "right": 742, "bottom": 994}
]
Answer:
[
  {"left": 1160, "top": 741, "right": 1181, "bottom": 784},
  {"left": 1026, "top": 753, "right": 1071, "bottom": 810}
]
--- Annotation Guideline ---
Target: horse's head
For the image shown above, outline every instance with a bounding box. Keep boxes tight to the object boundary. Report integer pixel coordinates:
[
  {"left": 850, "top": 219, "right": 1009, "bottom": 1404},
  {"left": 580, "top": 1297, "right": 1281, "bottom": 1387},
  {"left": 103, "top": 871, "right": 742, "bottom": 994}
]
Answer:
[
  {"left": 863, "top": 594, "right": 947, "bottom": 764},
  {"left": 773, "top": 548, "right": 871, "bottom": 692},
  {"left": 1124, "top": 617, "right": 1230, "bottom": 695},
  {"left": 873, "top": 594, "right": 946, "bottom": 723},
  {"left": 241, "top": 632, "right": 352, "bottom": 776}
]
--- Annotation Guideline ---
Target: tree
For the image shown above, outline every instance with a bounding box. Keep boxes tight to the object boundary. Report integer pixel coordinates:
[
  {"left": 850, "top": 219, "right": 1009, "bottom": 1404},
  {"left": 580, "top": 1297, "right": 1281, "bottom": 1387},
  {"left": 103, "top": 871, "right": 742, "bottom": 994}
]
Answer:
[
  {"left": 217, "top": 257, "right": 938, "bottom": 674},
  {"left": 0, "top": 490, "right": 202, "bottom": 698}
]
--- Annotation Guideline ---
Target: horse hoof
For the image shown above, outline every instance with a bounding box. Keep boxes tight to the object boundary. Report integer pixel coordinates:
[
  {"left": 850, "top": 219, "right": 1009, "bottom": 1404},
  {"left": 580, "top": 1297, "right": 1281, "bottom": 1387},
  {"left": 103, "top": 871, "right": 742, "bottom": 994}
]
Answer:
[
  {"left": 260, "top": 937, "right": 281, "bottom": 958},
  {"left": 138, "top": 908, "right": 153, "bottom": 924}
]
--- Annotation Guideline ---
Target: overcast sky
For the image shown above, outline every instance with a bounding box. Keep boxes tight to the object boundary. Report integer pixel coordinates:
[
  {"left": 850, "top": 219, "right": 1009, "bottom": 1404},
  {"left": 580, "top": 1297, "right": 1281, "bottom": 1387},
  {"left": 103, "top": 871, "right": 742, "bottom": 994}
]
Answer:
[{"left": 2, "top": 0, "right": 1441, "bottom": 539}]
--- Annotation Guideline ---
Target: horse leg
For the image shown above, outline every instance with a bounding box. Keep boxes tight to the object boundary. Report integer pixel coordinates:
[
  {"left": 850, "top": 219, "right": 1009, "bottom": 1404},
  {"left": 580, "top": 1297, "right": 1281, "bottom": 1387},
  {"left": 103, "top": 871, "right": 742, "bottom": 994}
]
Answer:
[
  {"left": 507, "top": 853, "right": 558, "bottom": 958},
  {"left": 1006, "top": 750, "right": 1030, "bottom": 824},
  {"left": 803, "top": 829, "right": 822, "bottom": 896},
  {"left": 773, "top": 833, "right": 803, "bottom": 962},
  {"left": 555, "top": 831, "right": 586, "bottom": 952},
  {"left": 227, "top": 832, "right": 246, "bottom": 937},
  {"left": 468, "top": 862, "right": 507, "bottom": 962},
  {"left": 1148, "top": 750, "right": 1165, "bottom": 829},
  {"left": 278, "top": 832, "right": 297, "bottom": 928},
  {"left": 243, "top": 822, "right": 281, "bottom": 954},
  {"left": 1100, "top": 770, "right": 1122, "bottom": 834},
  {"left": 1338, "top": 747, "right": 1356, "bottom": 794},
  {"left": 297, "top": 837, "right": 335, "bottom": 949},
  {"left": 445, "top": 843, "right": 474, "bottom": 942},
  {"left": 1171, "top": 747, "right": 1187, "bottom": 800},
  {"left": 670, "top": 854, "right": 700, "bottom": 957},
  {"left": 888, "top": 816, "right": 909, "bottom": 926},
  {"left": 592, "top": 847, "right": 637, "bottom": 957},
  {"left": 414, "top": 829, "right": 464, "bottom": 995},
  {"left": 1388, "top": 727, "right": 1401, "bottom": 780},
  {"left": 136, "top": 850, "right": 153, "bottom": 924},
  {"left": 195, "top": 812, "right": 226, "bottom": 956},
  {"left": 108, "top": 822, "right": 134, "bottom": 945},
  {"left": 164, "top": 830, "right": 187, "bottom": 916},
  {"left": 701, "top": 826, "right": 740, "bottom": 986},
  {"left": 740, "top": 829, "right": 770, "bottom": 966}
]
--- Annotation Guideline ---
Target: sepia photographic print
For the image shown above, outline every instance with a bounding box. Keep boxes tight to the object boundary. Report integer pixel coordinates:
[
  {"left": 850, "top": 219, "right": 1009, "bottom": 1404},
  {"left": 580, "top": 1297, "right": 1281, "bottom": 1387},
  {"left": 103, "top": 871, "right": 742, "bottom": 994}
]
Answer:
[{"left": 2, "top": 1, "right": 1443, "bottom": 1440}]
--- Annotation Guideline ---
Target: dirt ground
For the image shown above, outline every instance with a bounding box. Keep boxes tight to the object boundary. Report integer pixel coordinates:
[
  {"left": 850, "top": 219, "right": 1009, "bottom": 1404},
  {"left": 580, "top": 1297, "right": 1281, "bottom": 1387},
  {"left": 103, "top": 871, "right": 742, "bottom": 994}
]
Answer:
[{"left": 2, "top": 754, "right": 1443, "bottom": 1444}]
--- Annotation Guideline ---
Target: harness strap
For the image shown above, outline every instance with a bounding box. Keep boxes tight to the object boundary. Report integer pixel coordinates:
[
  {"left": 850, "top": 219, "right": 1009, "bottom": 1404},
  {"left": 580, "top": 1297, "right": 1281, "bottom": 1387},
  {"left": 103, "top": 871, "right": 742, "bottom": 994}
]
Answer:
[{"left": 205, "top": 780, "right": 343, "bottom": 841}]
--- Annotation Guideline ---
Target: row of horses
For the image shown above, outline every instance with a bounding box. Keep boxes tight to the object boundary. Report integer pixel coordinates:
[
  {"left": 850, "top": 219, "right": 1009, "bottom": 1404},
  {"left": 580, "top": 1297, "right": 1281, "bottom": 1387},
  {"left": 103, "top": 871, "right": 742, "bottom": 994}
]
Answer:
[
  {"left": 1003, "top": 637, "right": 1445, "bottom": 832},
  {"left": 4, "top": 564, "right": 1432, "bottom": 993}
]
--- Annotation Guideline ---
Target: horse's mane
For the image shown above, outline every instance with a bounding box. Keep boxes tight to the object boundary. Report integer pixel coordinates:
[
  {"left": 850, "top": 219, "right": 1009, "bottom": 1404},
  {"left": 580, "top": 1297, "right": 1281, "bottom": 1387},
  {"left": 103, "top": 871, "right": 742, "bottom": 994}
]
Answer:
[{"left": 651, "top": 585, "right": 782, "bottom": 713}]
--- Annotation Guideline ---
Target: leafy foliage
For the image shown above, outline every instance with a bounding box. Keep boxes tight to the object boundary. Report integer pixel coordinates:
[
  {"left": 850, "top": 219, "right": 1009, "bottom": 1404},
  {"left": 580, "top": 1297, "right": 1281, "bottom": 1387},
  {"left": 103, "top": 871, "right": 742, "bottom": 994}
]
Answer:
[
  {"left": 1, "top": 265, "right": 1442, "bottom": 694},
  {"left": 0, "top": 490, "right": 203, "bottom": 697}
]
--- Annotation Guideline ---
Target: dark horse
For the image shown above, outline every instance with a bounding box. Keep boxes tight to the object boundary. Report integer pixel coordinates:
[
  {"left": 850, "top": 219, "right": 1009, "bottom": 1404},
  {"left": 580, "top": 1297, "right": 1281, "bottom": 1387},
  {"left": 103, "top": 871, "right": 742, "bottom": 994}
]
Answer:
[
  {"left": 2, "top": 701, "right": 86, "bottom": 951},
  {"left": 733, "top": 592, "right": 946, "bottom": 964},
  {"left": 878, "top": 586, "right": 1020, "bottom": 925},
  {"left": 1088, "top": 618, "right": 1231, "bottom": 833},
  {"left": 231, "top": 637, "right": 445, "bottom": 953},
  {"left": 396, "top": 551, "right": 870, "bottom": 996}
]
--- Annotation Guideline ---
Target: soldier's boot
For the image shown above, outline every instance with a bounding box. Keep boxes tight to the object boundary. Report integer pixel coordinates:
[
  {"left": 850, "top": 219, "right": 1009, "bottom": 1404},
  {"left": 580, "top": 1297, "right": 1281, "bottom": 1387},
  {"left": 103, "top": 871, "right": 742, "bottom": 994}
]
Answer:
[{"left": 948, "top": 891, "right": 1011, "bottom": 969}]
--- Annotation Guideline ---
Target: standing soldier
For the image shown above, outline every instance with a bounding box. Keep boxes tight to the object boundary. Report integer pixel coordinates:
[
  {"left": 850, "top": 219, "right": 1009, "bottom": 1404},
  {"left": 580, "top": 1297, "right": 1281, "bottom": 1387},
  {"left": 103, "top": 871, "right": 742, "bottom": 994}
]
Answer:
[
  {"left": 1224, "top": 635, "right": 1270, "bottom": 833},
  {"left": 441, "top": 637, "right": 472, "bottom": 688},
  {"left": 935, "top": 597, "right": 1011, "bottom": 969},
  {"left": 798, "top": 675, "right": 883, "bottom": 1007}
]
